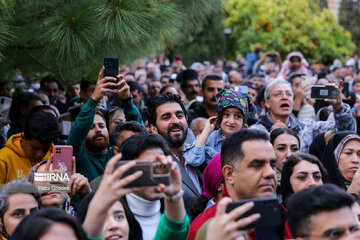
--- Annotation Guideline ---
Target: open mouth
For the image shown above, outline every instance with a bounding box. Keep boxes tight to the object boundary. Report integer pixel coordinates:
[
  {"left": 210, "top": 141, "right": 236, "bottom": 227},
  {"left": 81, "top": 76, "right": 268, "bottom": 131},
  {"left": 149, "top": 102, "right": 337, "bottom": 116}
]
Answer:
[
  {"left": 106, "top": 235, "right": 123, "bottom": 240},
  {"left": 280, "top": 103, "right": 290, "bottom": 111}
]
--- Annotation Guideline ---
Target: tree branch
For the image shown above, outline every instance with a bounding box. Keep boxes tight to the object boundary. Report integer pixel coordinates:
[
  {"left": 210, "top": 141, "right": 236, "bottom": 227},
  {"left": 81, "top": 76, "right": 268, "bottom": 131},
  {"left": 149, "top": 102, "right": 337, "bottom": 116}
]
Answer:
[{"left": 21, "top": 48, "right": 54, "bottom": 72}]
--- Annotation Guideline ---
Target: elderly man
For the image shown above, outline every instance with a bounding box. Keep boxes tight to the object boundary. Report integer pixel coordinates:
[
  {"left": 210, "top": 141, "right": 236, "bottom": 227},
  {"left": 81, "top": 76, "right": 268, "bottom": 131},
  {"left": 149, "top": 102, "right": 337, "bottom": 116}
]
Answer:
[{"left": 250, "top": 79, "right": 355, "bottom": 152}]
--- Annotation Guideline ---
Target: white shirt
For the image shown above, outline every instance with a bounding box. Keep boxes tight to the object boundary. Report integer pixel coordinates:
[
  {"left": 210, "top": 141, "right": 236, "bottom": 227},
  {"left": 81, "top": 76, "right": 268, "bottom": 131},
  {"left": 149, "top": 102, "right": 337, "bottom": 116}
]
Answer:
[{"left": 126, "top": 193, "right": 161, "bottom": 240}]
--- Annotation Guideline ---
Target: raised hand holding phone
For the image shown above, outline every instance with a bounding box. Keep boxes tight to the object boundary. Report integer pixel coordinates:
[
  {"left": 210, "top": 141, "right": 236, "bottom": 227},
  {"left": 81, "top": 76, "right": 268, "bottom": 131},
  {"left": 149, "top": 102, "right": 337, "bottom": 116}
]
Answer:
[{"left": 91, "top": 66, "right": 119, "bottom": 101}]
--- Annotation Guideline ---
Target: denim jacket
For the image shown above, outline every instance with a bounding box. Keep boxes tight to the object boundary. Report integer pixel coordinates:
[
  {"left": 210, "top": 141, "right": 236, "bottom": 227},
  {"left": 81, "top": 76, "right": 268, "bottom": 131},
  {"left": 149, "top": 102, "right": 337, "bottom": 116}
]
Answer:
[{"left": 183, "top": 129, "right": 224, "bottom": 167}]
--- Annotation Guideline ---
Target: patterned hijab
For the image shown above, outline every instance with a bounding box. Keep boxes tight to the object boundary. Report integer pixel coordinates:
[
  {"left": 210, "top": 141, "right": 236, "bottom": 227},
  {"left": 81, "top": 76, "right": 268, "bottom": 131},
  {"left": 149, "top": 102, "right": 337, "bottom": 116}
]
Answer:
[
  {"left": 215, "top": 89, "right": 257, "bottom": 121},
  {"left": 26, "top": 159, "right": 76, "bottom": 216}
]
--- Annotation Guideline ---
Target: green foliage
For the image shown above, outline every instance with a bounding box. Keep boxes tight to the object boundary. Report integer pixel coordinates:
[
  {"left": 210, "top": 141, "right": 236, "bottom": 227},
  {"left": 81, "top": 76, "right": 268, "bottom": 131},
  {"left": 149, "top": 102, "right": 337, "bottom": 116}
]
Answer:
[
  {"left": 171, "top": 10, "right": 226, "bottom": 66},
  {"left": 0, "top": 0, "right": 221, "bottom": 83},
  {"left": 339, "top": 0, "right": 360, "bottom": 51},
  {"left": 225, "top": 0, "right": 355, "bottom": 63}
]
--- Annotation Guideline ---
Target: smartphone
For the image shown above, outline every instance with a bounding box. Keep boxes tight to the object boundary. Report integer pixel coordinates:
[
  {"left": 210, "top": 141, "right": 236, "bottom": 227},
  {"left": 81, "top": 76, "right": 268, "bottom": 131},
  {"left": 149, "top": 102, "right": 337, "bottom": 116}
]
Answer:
[
  {"left": 0, "top": 97, "right": 12, "bottom": 123},
  {"left": 52, "top": 145, "right": 73, "bottom": 173},
  {"left": 225, "top": 198, "right": 282, "bottom": 229},
  {"left": 104, "top": 57, "right": 119, "bottom": 78},
  {"left": 342, "top": 82, "right": 350, "bottom": 97},
  {"left": 114, "top": 160, "right": 170, "bottom": 188},
  {"left": 267, "top": 53, "right": 276, "bottom": 62},
  {"left": 311, "top": 85, "right": 338, "bottom": 99}
]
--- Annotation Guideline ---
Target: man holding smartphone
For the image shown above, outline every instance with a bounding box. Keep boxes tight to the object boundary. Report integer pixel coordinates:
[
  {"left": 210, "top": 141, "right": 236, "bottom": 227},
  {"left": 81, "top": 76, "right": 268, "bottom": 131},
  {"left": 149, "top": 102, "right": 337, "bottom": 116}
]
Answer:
[
  {"left": 66, "top": 66, "right": 142, "bottom": 182},
  {"left": 187, "top": 129, "right": 292, "bottom": 240},
  {"left": 250, "top": 79, "right": 355, "bottom": 153}
]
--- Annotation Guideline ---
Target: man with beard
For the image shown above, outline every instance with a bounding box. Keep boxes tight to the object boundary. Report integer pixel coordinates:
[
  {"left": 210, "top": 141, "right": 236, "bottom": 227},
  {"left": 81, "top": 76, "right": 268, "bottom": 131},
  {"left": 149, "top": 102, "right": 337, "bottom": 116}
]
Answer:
[
  {"left": 147, "top": 93, "right": 202, "bottom": 211},
  {"left": 67, "top": 67, "right": 130, "bottom": 181},
  {"left": 187, "top": 74, "right": 224, "bottom": 125}
]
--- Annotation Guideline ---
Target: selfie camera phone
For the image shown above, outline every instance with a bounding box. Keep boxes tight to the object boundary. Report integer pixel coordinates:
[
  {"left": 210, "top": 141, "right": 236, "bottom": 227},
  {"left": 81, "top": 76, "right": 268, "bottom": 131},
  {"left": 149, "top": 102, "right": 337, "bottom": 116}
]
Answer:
[
  {"left": 52, "top": 145, "right": 73, "bottom": 174},
  {"left": 104, "top": 57, "right": 119, "bottom": 78},
  {"left": 310, "top": 85, "right": 338, "bottom": 99},
  {"left": 0, "top": 97, "right": 12, "bottom": 122},
  {"left": 225, "top": 198, "right": 282, "bottom": 229},
  {"left": 115, "top": 160, "right": 171, "bottom": 188},
  {"left": 342, "top": 82, "right": 350, "bottom": 97}
]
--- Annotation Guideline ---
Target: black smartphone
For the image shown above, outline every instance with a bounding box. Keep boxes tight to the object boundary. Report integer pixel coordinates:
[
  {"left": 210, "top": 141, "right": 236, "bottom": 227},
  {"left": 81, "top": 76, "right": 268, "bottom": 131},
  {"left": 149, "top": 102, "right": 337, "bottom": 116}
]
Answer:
[
  {"left": 225, "top": 198, "right": 282, "bottom": 229},
  {"left": 114, "top": 160, "right": 171, "bottom": 188},
  {"left": 267, "top": 53, "right": 276, "bottom": 62},
  {"left": 104, "top": 57, "right": 119, "bottom": 90},
  {"left": 104, "top": 57, "right": 119, "bottom": 78},
  {"left": 342, "top": 82, "right": 350, "bottom": 97},
  {"left": 310, "top": 85, "right": 338, "bottom": 99}
]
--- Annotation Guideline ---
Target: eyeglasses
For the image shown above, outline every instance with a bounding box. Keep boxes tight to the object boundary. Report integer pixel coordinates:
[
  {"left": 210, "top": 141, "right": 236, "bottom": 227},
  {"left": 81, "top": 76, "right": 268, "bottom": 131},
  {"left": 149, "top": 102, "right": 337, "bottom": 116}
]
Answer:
[{"left": 301, "top": 225, "right": 360, "bottom": 239}]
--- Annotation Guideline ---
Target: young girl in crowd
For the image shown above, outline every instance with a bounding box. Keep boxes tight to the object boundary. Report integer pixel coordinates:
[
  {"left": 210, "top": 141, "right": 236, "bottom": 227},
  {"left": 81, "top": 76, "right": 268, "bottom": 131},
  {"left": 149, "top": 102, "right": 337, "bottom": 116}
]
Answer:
[{"left": 185, "top": 89, "right": 256, "bottom": 167}]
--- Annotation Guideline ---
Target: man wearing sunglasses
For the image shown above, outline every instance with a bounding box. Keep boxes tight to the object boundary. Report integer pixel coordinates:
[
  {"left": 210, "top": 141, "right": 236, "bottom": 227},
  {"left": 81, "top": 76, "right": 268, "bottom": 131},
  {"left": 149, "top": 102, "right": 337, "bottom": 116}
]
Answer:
[{"left": 287, "top": 184, "right": 360, "bottom": 240}]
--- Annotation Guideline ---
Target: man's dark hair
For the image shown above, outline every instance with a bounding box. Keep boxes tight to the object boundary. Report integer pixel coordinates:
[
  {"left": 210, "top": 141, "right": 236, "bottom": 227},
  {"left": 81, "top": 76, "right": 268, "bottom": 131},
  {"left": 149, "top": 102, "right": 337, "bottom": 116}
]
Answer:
[
  {"left": 221, "top": 129, "right": 269, "bottom": 168},
  {"left": 9, "top": 92, "right": 41, "bottom": 123},
  {"left": 146, "top": 93, "right": 187, "bottom": 126},
  {"left": 119, "top": 133, "right": 171, "bottom": 160},
  {"left": 287, "top": 184, "right": 355, "bottom": 238},
  {"left": 201, "top": 73, "right": 223, "bottom": 90},
  {"left": 80, "top": 77, "right": 94, "bottom": 93},
  {"left": 11, "top": 207, "right": 87, "bottom": 240},
  {"left": 40, "top": 75, "right": 60, "bottom": 90},
  {"left": 24, "top": 110, "right": 59, "bottom": 143},
  {"left": 126, "top": 80, "right": 142, "bottom": 93},
  {"left": 124, "top": 72, "right": 135, "bottom": 78},
  {"left": 242, "top": 81, "right": 257, "bottom": 91},
  {"left": 177, "top": 69, "right": 199, "bottom": 91},
  {"left": 111, "top": 121, "right": 148, "bottom": 147},
  {"left": 29, "top": 105, "right": 59, "bottom": 118}
]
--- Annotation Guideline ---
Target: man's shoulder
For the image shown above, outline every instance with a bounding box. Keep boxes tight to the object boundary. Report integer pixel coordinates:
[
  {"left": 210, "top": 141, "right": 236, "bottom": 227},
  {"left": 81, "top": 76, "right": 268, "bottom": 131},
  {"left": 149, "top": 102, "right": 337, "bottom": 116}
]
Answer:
[{"left": 187, "top": 105, "right": 209, "bottom": 123}]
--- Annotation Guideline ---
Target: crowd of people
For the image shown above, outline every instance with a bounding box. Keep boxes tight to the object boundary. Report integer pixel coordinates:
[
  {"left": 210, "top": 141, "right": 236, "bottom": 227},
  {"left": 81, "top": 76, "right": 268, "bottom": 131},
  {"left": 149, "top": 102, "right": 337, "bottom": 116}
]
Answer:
[{"left": 1, "top": 48, "right": 360, "bottom": 239}]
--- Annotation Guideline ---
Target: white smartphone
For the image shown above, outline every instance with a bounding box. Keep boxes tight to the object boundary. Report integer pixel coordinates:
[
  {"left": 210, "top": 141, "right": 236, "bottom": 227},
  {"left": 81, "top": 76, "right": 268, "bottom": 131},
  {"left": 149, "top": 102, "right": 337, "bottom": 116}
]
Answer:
[{"left": 0, "top": 97, "right": 12, "bottom": 123}]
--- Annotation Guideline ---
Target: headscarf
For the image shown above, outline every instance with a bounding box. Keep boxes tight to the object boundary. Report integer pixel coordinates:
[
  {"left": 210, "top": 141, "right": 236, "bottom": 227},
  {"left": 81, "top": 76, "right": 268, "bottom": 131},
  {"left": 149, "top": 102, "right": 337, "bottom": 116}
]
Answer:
[
  {"left": 201, "top": 153, "right": 223, "bottom": 200},
  {"left": 320, "top": 131, "right": 360, "bottom": 190},
  {"left": 309, "top": 130, "right": 335, "bottom": 161},
  {"left": 26, "top": 159, "right": 76, "bottom": 216},
  {"left": 278, "top": 51, "right": 309, "bottom": 79},
  {"left": 215, "top": 89, "right": 257, "bottom": 122}
]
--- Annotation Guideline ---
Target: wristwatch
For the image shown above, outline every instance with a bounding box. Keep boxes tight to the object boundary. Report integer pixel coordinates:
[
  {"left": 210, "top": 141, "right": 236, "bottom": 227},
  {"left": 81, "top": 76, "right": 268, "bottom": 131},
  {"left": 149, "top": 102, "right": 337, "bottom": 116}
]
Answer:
[{"left": 121, "top": 95, "right": 133, "bottom": 104}]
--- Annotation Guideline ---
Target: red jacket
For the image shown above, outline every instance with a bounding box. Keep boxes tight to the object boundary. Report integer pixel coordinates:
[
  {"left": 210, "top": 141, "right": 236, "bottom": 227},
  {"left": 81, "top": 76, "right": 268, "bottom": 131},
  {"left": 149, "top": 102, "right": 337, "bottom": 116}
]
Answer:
[{"left": 187, "top": 188, "right": 293, "bottom": 240}]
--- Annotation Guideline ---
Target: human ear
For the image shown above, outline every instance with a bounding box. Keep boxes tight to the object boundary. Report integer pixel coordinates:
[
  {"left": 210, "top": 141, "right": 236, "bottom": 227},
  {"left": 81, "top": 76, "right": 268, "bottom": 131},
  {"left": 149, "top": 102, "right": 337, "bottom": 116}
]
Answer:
[
  {"left": 222, "top": 165, "right": 235, "bottom": 185},
  {"left": 113, "top": 146, "right": 119, "bottom": 155},
  {"left": 265, "top": 99, "right": 271, "bottom": 109},
  {"left": 149, "top": 124, "right": 158, "bottom": 134}
]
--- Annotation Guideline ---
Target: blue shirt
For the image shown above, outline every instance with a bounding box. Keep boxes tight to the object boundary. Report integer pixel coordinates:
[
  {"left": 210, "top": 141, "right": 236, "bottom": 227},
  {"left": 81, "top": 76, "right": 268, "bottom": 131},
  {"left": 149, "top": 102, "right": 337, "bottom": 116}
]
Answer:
[{"left": 183, "top": 129, "right": 224, "bottom": 167}]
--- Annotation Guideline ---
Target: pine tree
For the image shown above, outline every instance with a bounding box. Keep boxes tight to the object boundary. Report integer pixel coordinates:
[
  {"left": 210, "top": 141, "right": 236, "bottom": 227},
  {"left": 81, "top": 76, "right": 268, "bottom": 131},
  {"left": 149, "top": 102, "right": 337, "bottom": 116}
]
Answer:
[{"left": 0, "top": 0, "right": 221, "bottom": 84}]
